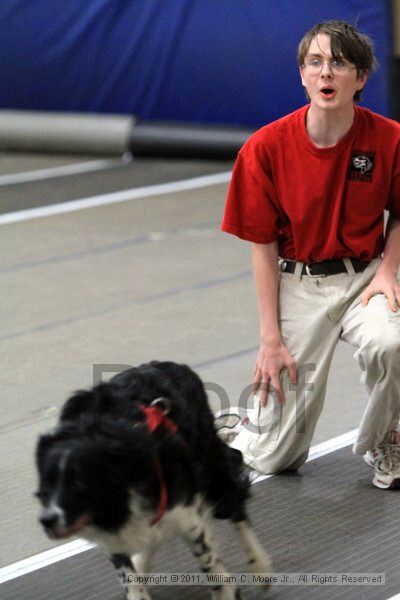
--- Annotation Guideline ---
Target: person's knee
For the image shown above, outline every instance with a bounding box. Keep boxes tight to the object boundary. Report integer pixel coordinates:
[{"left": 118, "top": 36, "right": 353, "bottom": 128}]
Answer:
[
  {"left": 376, "top": 335, "right": 400, "bottom": 362},
  {"left": 257, "top": 450, "right": 308, "bottom": 474},
  {"left": 284, "top": 450, "right": 309, "bottom": 471},
  {"left": 359, "top": 329, "right": 400, "bottom": 367}
]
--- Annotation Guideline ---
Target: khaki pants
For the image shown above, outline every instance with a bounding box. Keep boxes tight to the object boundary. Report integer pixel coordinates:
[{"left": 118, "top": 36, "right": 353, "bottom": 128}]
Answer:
[{"left": 231, "top": 258, "right": 400, "bottom": 474}]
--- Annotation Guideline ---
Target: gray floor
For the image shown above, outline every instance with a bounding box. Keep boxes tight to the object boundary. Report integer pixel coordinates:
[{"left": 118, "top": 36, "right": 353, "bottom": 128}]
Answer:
[
  {"left": 0, "top": 151, "right": 375, "bottom": 574},
  {"left": 0, "top": 153, "right": 231, "bottom": 213},
  {"left": 2, "top": 449, "right": 397, "bottom": 600}
]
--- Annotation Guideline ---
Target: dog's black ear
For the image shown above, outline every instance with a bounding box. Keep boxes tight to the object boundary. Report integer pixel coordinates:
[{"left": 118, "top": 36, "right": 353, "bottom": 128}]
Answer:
[
  {"left": 35, "top": 433, "right": 55, "bottom": 469},
  {"left": 60, "top": 390, "right": 93, "bottom": 422}
]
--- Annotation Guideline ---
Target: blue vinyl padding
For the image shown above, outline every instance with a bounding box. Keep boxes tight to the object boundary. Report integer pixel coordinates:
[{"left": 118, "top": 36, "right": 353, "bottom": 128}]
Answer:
[{"left": 0, "top": 0, "right": 391, "bottom": 126}]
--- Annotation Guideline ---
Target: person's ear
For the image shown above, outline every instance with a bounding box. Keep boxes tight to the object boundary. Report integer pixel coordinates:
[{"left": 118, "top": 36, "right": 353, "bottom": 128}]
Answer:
[
  {"left": 356, "top": 69, "right": 368, "bottom": 91},
  {"left": 299, "top": 65, "right": 307, "bottom": 88}
]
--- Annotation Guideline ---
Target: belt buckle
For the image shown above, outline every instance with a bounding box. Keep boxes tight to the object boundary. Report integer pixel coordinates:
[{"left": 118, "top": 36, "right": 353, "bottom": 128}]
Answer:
[{"left": 305, "top": 264, "right": 325, "bottom": 278}]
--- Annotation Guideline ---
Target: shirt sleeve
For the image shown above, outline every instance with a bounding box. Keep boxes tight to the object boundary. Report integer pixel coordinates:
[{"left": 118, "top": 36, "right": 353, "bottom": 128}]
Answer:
[
  {"left": 385, "top": 139, "right": 400, "bottom": 220},
  {"left": 221, "top": 147, "right": 280, "bottom": 244}
]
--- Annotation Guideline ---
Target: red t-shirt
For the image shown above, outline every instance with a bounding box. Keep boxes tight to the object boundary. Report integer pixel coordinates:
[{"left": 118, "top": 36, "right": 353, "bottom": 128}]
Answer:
[{"left": 221, "top": 105, "right": 400, "bottom": 262}]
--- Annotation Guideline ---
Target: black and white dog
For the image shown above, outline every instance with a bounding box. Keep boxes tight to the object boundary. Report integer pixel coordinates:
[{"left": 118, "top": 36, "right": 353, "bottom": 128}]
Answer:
[{"left": 35, "top": 361, "right": 271, "bottom": 599}]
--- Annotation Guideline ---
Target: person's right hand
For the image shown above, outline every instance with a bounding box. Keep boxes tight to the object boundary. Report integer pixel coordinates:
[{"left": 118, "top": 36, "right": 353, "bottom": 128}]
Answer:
[{"left": 253, "top": 340, "right": 297, "bottom": 407}]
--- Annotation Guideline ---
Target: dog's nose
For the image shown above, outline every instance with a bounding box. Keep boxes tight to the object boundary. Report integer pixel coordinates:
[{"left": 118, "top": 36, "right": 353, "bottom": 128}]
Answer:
[{"left": 39, "top": 508, "right": 59, "bottom": 529}]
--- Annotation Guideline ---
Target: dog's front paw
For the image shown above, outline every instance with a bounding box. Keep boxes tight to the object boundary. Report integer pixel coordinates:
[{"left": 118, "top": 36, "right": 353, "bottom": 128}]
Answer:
[
  {"left": 126, "top": 586, "right": 152, "bottom": 600},
  {"left": 211, "top": 585, "right": 243, "bottom": 600},
  {"left": 248, "top": 554, "right": 273, "bottom": 590}
]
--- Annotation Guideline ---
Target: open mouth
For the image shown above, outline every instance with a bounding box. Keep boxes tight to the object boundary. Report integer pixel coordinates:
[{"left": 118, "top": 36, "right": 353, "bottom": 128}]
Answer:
[
  {"left": 320, "top": 88, "right": 336, "bottom": 99},
  {"left": 44, "top": 512, "right": 90, "bottom": 539}
]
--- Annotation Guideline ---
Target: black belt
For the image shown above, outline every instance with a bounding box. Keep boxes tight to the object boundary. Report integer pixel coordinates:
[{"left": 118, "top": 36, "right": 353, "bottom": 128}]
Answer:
[{"left": 281, "top": 258, "right": 370, "bottom": 277}]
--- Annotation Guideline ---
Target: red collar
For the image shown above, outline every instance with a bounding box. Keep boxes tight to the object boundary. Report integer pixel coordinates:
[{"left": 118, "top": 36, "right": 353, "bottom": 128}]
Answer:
[
  {"left": 140, "top": 403, "right": 177, "bottom": 435},
  {"left": 139, "top": 401, "right": 177, "bottom": 525}
]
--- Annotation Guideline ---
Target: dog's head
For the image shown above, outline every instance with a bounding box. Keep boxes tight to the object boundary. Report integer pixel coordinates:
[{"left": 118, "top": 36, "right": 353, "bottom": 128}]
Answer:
[{"left": 35, "top": 418, "right": 155, "bottom": 540}]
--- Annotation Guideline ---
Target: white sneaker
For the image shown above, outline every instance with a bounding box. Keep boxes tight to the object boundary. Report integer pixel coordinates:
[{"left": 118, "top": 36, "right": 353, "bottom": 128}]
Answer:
[
  {"left": 214, "top": 407, "right": 249, "bottom": 445},
  {"left": 364, "top": 431, "right": 400, "bottom": 490}
]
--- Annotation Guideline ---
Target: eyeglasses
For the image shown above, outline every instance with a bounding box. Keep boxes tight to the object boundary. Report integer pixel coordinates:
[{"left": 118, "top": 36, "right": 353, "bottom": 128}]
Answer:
[{"left": 302, "top": 58, "right": 355, "bottom": 74}]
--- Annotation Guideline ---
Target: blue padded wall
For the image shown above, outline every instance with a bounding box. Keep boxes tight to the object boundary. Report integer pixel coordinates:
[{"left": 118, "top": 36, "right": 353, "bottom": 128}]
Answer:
[{"left": 0, "top": 0, "right": 391, "bottom": 126}]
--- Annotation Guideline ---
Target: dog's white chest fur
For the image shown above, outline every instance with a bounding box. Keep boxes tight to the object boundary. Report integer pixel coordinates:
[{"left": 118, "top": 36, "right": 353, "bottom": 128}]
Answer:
[
  {"left": 83, "top": 495, "right": 206, "bottom": 556},
  {"left": 82, "top": 496, "right": 271, "bottom": 600}
]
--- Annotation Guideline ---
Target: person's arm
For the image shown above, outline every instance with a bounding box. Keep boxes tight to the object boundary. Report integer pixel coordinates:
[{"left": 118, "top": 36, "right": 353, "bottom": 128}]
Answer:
[
  {"left": 252, "top": 242, "right": 297, "bottom": 406},
  {"left": 361, "top": 216, "right": 400, "bottom": 312}
]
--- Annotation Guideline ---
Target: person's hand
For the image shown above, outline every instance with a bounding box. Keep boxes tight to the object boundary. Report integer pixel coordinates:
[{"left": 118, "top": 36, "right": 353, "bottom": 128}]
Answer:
[
  {"left": 253, "top": 340, "right": 297, "bottom": 407},
  {"left": 360, "top": 265, "right": 400, "bottom": 312}
]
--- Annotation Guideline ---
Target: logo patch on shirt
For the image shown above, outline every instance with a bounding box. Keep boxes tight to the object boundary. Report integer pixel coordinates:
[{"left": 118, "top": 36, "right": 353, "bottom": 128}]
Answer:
[{"left": 348, "top": 151, "right": 375, "bottom": 182}]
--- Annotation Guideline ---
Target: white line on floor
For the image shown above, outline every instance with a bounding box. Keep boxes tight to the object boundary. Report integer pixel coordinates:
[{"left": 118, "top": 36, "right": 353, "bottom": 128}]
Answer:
[
  {"left": 0, "top": 171, "right": 232, "bottom": 225},
  {"left": 0, "top": 159, "right": 122, "bottom": 186},
  {"left": 0, "top": 428, "right": 358, "bottom": 584},
  {"left": 0, "top": 539, "right": 94, "bottom": 584}
]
